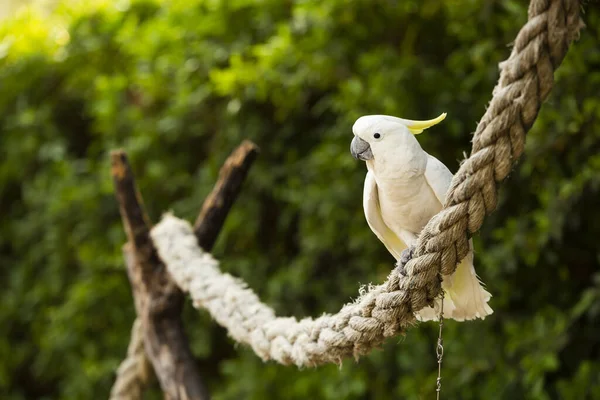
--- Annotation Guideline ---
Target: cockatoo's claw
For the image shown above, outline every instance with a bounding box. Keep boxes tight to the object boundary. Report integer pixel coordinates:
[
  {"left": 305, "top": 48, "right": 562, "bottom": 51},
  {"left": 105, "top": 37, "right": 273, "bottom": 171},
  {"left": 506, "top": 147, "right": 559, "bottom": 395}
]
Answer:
[{"left": 398, "top": 246, "right": 415, "bottom": 276}]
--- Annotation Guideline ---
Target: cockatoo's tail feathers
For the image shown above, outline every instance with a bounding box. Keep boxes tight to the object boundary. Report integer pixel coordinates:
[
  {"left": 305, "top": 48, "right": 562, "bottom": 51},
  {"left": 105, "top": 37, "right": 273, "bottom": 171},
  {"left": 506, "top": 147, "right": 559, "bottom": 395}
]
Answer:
[{"left": 415, "top": 250, "right": 493, "bottom": 322}]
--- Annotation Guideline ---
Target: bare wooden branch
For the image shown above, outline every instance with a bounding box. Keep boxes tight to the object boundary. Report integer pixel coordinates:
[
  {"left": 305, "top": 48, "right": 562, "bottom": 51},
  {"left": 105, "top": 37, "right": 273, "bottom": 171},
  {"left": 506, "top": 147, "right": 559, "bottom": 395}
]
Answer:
[
  {"left": 194, "top": 140, "right": 259, "bottom": 248},
  {"left": 111, "top": 141, "right": 259, "bottom": 399},
  {"left": 111, "top": 152, "right": 156, "bottom": 285},
  {"left": 111, "top": 150, "right": 209, "bottom": 400}
]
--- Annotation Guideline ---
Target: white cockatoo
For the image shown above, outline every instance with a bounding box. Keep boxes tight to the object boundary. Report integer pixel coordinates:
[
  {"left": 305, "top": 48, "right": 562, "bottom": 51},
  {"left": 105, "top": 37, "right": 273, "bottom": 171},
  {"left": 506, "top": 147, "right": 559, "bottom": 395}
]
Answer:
[{"left": 350, "top": 113, "right": 492, "bottom": 321}]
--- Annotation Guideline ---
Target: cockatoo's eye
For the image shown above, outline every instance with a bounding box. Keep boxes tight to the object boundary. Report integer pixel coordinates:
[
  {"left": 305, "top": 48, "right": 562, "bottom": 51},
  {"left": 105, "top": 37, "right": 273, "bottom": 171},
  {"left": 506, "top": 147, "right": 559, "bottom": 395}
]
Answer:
[{"left": 373, "top": 133, "right": 381, "bottom": 139}]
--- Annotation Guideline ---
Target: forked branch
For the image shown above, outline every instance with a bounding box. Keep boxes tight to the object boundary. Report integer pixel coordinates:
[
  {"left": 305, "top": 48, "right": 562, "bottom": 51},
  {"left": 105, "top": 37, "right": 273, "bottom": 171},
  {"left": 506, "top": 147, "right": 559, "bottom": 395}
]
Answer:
[{"left": 110, "top": 141, "right": 259, "bottom": 399}]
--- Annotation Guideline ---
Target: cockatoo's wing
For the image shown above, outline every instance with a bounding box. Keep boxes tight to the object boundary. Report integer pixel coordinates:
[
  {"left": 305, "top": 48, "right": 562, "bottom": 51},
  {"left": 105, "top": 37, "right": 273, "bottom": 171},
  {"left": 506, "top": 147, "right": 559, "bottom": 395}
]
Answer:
[
  {"left": 424, "top": 154, "right": 453, "bottom": 205},
  {"left": 363, "top": 171, "right": 407, "bottom": 261}
]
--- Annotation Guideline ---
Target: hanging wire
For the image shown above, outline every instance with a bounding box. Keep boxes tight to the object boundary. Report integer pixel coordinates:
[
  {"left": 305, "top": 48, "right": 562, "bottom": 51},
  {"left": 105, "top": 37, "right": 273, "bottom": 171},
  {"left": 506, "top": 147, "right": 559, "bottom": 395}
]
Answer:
[{"left": 436, "top": 290, "right": 445, "bottom": 400}]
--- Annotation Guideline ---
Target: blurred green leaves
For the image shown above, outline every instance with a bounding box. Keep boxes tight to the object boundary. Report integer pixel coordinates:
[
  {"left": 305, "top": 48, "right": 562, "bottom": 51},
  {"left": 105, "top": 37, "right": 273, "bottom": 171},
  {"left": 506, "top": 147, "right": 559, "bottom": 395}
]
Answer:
[{"left": 1, "top": 0, "right": 599, "bottom": 399}]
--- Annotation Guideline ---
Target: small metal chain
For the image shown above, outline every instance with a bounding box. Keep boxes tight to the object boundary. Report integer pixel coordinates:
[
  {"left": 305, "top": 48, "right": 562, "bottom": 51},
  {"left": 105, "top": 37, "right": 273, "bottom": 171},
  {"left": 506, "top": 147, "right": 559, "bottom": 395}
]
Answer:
[{"left": 436, "top": 290, "right": 445, "bottom": 400}]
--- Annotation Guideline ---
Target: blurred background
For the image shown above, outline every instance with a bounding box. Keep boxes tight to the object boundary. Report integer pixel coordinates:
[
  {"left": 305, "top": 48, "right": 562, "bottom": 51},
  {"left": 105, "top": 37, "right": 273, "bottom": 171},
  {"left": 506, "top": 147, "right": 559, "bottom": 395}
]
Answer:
[{"left": 1, "top": 0, "right": 599, "bottom": 399}]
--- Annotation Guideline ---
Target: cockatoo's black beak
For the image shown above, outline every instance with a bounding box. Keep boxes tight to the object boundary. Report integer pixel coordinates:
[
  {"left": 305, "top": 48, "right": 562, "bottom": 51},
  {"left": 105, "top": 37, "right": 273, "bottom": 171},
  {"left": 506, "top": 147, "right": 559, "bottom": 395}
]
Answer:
[{"left": 351, "top": 136, "right": 373, "bottom": 161}]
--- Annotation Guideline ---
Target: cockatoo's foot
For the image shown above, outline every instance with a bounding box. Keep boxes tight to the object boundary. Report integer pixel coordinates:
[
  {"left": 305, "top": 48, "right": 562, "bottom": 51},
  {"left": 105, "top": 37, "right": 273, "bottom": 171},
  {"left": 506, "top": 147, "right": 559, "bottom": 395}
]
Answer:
[{"left": 398, "top": 246, "right": 415, "bottom": 276}]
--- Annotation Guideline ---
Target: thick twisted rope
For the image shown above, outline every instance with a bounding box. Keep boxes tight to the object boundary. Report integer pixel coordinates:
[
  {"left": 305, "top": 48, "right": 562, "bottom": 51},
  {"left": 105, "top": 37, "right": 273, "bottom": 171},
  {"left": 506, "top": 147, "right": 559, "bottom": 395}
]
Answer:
[
  {"left": 153, "top": 215, "right": 393, "bottom": 365},
  {"left": 397, "top": 0, "right": 583, "bottom": 310},
  {"left": 109, "top": 318, "right": 152, "bottom": 399},
  {"left": 148, "top": 0, "right": 582, "bottom": 367}
]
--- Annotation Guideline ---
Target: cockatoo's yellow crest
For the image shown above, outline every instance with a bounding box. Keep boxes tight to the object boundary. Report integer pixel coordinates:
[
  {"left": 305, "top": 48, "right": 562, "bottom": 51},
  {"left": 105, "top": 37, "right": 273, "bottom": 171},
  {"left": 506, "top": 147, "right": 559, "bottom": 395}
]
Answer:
[{"left": 404, "top": 112, "right": 447, "bottom": 135}]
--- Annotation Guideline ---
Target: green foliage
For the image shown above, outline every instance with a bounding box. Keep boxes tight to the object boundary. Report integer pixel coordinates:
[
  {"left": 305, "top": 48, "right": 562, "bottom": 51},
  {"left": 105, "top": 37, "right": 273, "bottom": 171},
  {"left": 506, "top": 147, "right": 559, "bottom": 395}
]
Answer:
[{"left": 1, "top": 0, "right": 599, "bottom": 398}]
